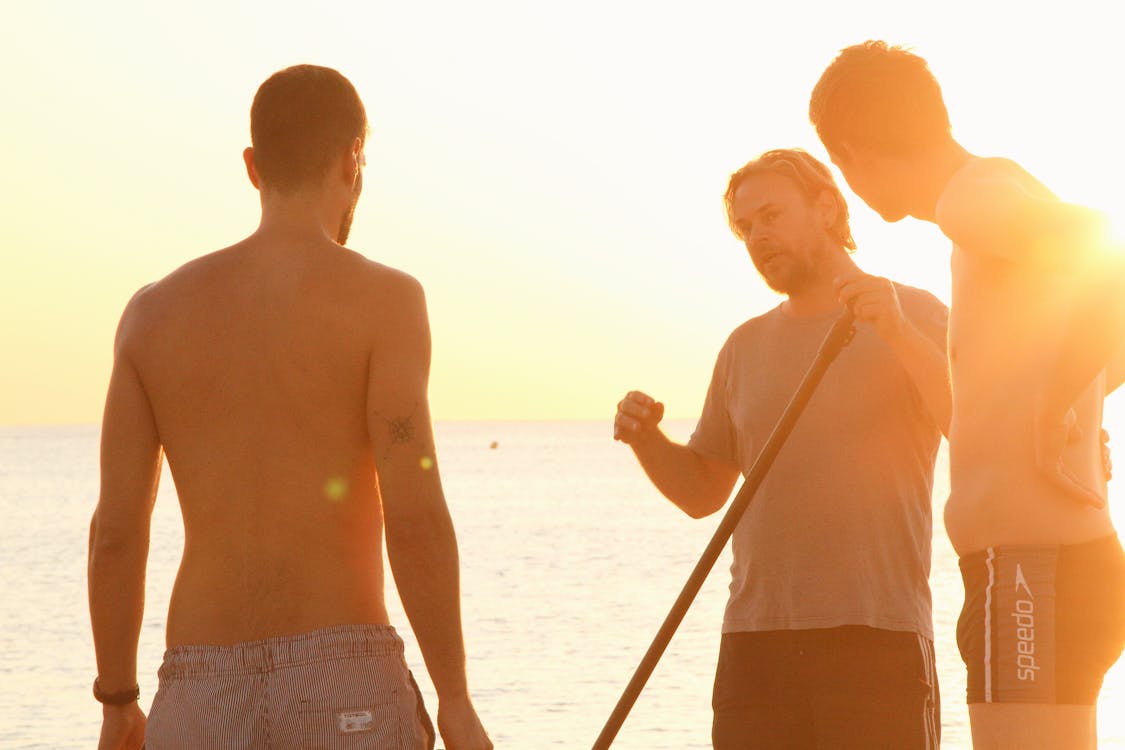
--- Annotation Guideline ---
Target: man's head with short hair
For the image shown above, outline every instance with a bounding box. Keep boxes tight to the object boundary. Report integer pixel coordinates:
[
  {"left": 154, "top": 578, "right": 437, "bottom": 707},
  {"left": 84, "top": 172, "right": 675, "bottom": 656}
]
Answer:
[
  {"left": 724, "top": 148, "right": 856, "bottom": 251},
  {"left": 809, "top": 40, "right": 951, "bottom": 157},
  {"left": 725, "top": 149, "right": 856, "bottom": 295},
  {"left": 249, "top": 64, "right": 368, "bottom": 194}
]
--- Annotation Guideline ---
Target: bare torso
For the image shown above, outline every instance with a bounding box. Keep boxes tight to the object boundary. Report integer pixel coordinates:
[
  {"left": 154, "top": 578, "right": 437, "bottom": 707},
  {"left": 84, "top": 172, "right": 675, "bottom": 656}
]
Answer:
[
  {"left": 943, "top": 161, "right": 1115, "bottom": 554},
  {"left": 129, "top": 238, "right": 410, "bottom": 646}
]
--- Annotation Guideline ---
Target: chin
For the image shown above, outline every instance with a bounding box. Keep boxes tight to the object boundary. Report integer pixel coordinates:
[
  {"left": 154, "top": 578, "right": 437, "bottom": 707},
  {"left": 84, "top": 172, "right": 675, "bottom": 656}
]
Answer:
[{"left": 876, "top": 206, "right": 910, "bottom": 223}]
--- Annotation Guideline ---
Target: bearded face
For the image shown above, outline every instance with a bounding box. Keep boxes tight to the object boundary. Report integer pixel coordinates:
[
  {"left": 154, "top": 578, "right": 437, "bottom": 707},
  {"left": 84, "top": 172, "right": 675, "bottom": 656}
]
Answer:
[
  {"left": 749, "top": 236, "right": 825, "bottom": 295},
  {"left": 747, "top": 230, "right": 837, "bottom": 296},
  {"left": 734, "top": 172, "right": 834, "bottom": 296}
]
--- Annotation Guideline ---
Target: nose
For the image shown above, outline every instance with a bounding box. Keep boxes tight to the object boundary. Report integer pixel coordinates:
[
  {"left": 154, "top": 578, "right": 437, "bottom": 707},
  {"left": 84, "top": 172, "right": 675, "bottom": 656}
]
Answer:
[
  {"left": 748, "top": 228, "right": 772, "bottom": 254},
  {"left": 746, "top": 217, "right": 773, "bottom": 245}
]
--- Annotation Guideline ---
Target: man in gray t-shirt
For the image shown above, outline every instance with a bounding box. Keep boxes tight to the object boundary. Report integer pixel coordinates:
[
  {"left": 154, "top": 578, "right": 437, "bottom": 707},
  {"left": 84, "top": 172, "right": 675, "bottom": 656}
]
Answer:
[{"left": 614, "top": 149, "right": 950, "bottom": 750}]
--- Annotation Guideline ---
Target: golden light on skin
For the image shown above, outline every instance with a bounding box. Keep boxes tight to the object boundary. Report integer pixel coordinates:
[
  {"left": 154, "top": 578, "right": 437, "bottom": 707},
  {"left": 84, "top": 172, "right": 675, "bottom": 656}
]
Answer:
[
  {"left": 1080, "top": 202, "right": 1125, "bottom": 258},
  {"left": 419, "top": 456, "right": 434, "bottom": 471},
  {"left": 1106, "top": 211, "right": 1125, "bottom": 253},
  {"left": 323, "top": 476, "right": 349, "bottom": 502}
]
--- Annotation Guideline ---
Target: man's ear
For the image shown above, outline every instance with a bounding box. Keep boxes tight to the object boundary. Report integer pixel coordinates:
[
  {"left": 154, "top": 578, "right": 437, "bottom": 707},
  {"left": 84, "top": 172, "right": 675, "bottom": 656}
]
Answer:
[
  {"left": 816, "top": 189, "right": 839, "bottom": 232},
  {"left": 340, "top": 137, "right": 364, "bottom": 186},
  {"left": 243, "top": 147, "right": 261, "bottom": 190}
]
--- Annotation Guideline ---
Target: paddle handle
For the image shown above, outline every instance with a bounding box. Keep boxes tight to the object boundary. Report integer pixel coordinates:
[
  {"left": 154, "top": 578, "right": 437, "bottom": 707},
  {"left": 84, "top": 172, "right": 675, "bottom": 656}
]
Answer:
[{"left": 590, "top": 309, "right": 855, "bottom": 750}]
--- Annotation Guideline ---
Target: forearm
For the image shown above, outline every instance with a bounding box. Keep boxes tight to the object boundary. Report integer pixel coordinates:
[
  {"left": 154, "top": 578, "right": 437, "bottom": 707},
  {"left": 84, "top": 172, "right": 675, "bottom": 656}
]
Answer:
[
  {"left": 630, "top": 430, "right": 737, "bottom": 518},
  {"left": 886, "top": 322, "right": 952, "bottom": 436},
  {"left": 88, "top": 514, "right": 148, "bottom": 692},
  {"left": 1105, "top": 352, "right": 1125, "bottom": 397},
  {"left": 1047, "top": 253, "right": 1125, "bottom": 411},
  {"left": 385, "top": 497, "right": 471, "bottom": 700}
]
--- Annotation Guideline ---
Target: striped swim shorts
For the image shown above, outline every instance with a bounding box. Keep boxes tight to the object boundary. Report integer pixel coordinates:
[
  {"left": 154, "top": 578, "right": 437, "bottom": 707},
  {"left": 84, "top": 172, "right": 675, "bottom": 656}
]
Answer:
[
  {"left": 144, "top": 624, "right": 435, "bottom": 749},
  {"left": 956, "top": 534, "right": 1125, "bottom": 705}
]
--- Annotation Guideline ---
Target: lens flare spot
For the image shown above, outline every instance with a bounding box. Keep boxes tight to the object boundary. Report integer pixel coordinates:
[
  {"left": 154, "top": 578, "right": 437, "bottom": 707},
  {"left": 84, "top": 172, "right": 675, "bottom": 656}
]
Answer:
[
  {"left": 324, "top": 476, "right": 349, "bottom": 502},
  {"left": 419, "top": 456, "right": 434, "bottom": 470}
]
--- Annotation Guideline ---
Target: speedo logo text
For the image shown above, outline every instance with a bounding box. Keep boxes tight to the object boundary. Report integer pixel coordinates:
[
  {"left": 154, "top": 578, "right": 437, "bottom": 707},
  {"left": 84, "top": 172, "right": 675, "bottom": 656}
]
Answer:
[{"left": 1011, "top": 564, "right": 1038, "bottom": 681}]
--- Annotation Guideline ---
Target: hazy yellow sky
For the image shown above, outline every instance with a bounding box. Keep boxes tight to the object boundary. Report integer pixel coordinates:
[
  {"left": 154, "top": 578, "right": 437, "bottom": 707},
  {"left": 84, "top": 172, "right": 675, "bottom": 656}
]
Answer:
[{"left": 3, "top": 0, "right": 1125, "bottom": 424}]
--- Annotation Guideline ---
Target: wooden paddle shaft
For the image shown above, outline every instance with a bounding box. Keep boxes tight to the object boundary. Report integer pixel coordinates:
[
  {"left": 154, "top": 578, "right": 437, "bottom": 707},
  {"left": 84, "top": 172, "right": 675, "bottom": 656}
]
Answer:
[{"left": 590, "top": 309, "right": 856, "bottom": 750}]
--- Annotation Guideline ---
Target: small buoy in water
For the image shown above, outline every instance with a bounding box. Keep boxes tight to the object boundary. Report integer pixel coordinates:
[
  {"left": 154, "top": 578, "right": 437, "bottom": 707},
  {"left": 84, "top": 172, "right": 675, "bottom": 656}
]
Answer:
[{"left": 489, "top": 441, "right": 499, "bottom": 450}]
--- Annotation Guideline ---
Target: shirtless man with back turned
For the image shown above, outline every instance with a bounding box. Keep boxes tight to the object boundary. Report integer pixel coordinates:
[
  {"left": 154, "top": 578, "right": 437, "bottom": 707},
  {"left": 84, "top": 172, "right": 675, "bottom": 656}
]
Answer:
[
  {"left": 88, "top": 65, "right": 491, "bottom": 750},
  {"left": 811, "top": 41, "right": 1125, "bottom": 750}
]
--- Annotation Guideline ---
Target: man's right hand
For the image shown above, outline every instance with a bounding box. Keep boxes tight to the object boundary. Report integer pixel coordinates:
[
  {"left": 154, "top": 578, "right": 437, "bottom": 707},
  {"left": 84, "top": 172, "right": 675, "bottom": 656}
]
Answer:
[
  {"left": 614, "top": 391, "right": 665, "bottom": 444},
  {"left": 436, "top": 694, "right": 493, "bottom": 750}
]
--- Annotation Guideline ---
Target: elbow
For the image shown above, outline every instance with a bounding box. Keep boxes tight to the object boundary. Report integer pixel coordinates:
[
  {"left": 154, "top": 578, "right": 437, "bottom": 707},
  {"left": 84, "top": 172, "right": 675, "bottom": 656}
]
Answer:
[
  {"left": 935, "top": 411, "right": 951, "bottom": 440},
  {"left": 681, "top": 491, "right": 728, "bottom": 519},
  {"left": 88, "top": 509, "right": 147, "bottom": 562},
  {"left": 937, "top": 403, "right": 953, "bottom": 440},
  {"left": 680, "top": 459, "right": 737, "bottom": 519},
  {"left": 684, "top": 505, "right": 722, "bottom": 520},
  {"left": 384, "top": 504, "right": 456, "bottom": 556}
]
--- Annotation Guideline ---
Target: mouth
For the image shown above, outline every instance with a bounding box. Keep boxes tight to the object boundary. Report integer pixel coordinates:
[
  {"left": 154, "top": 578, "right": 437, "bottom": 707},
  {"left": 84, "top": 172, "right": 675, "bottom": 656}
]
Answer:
[{"left": 760, "top": 250, "right": 785, "bottom": 267}]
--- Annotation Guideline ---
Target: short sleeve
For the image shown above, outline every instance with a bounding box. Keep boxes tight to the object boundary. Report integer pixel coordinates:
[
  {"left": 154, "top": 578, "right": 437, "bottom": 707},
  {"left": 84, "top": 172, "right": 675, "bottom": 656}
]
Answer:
[
  {"left": 899, "top": 286, "right": 949, "bottom": 350},
  {"left": 688, "top": 338, "right": 739, "bottom": 467}
]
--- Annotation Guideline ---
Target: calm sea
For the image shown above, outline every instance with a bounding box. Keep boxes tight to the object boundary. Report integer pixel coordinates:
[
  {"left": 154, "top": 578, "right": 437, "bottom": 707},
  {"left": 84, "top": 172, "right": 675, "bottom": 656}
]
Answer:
[{"left": 2, "top": 421, "right": 1123, "bottom": 749}]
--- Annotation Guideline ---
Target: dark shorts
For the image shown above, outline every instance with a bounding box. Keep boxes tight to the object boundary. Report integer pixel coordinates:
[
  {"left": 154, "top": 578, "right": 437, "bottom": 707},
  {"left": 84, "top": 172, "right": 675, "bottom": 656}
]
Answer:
[
  {"left": 957, "top": 534, "right": 1125, "bottom": 705},
  {"left": 712, "top": 626, "right": 940, "bottom": 750},
  {"left": 144, "top": 624, "right": 435, "bottom": 749}
]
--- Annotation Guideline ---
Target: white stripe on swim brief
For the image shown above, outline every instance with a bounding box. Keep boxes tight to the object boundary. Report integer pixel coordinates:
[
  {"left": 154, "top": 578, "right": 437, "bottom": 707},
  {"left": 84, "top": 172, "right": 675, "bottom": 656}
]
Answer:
[
  {"left": 984, "top": 546, "right": 996, "bottom": 703},
  {"left": 916, "top": 633, "right": 938, "bottom": 750}
]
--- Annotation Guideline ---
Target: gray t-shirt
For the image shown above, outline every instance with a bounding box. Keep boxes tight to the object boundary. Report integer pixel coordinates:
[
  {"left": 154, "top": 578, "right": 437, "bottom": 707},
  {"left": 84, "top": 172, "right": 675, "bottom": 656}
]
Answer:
[{"left": 689, "top": 285, "right": 947, "bottom": 638}]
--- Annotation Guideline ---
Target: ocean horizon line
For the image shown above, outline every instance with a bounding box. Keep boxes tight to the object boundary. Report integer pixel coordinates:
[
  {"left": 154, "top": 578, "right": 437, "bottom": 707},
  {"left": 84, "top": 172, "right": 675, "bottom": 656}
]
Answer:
[{"left": 0, "top": 416, "right": 701, "bottom": 430}]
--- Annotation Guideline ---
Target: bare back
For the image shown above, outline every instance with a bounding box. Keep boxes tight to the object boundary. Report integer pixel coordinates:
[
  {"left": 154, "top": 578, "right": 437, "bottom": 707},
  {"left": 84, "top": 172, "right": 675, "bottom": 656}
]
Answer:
[
  {"left": 940, "top": 158, "right": 1116, "bottom": 554},
  {"left": 124, "top": 237, "right": 421, "bottom": 646}
]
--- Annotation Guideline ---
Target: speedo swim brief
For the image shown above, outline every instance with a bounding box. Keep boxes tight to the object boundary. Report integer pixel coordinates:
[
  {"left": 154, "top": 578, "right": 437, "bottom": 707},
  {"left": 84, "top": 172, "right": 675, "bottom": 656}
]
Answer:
[{"left": 957, "top": 534, "right": 1125, "bottom": 705}]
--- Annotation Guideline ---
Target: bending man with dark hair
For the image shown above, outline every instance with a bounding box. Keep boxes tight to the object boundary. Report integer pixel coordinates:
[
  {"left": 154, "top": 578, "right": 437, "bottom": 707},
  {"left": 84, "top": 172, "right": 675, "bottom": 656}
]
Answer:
[
  {"left": 811, "top": 40, "right": 1125, "bottom": 750},
  {"left": 616, "top": 148, "right": 950, "bottom": 749},
  {"left": 88, "top": 64, "right": 492, "bottom": 750}
]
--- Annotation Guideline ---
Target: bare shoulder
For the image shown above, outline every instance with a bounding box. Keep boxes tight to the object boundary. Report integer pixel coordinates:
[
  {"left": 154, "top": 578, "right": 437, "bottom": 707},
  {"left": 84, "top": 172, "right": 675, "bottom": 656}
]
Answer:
[
  {"left": 343, "top": 251, "right": 425, "bottom": 302},
  {"left": 938, "top": 158, "right": 1016, "bottom": 222},
  {"left": 112, "top": 282, "right": 161, "bottom": 357},
  {"left": 113, "top": 244, "right": 242, "bottom": 340},
  {"left": 936, "top": 157, "right": 1055, "bottom": 255},
  {"left": 335, "top": 250, "right": 428, "bottom": 329},
  {"left": 941, "top": 157, "right": 1039, "bottom": 200},
  {"left": 126, "top": 242, "right": 248, "bottom": 303}
]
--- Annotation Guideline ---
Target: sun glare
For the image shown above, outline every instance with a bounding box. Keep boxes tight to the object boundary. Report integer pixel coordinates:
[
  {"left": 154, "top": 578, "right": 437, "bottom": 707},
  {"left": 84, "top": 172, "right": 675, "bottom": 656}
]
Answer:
[{"left": 1106, "top": 209, "right": 1125, "bottom": 253}]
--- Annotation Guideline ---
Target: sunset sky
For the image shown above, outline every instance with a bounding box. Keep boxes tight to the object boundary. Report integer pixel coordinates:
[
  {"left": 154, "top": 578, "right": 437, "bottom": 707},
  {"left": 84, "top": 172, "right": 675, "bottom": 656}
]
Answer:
[{"left": 4, "top": 0, "right": 1125, "bottom": 424}]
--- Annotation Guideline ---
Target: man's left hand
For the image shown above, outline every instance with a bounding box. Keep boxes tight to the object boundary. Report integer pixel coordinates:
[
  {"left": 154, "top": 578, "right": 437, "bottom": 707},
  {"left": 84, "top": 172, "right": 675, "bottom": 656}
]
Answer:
[
  {"left": 1033, "top": 399, "right": 1107, "bottom": 508},
  {"left": 97, "top": 703, "right": 145, "bottom": 750}
]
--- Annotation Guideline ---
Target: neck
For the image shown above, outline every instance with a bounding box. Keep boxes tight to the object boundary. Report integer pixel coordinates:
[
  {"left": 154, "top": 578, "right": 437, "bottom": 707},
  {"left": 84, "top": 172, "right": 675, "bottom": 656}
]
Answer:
[
  {"left": 908, "top": 139, "right": 974, "bottom": 222},
  {"left": 256, "top": 186, "right": 344, "bottom": 244},
  {"left": 782, "top": 247, "right": 857, "bottom": 317}
]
